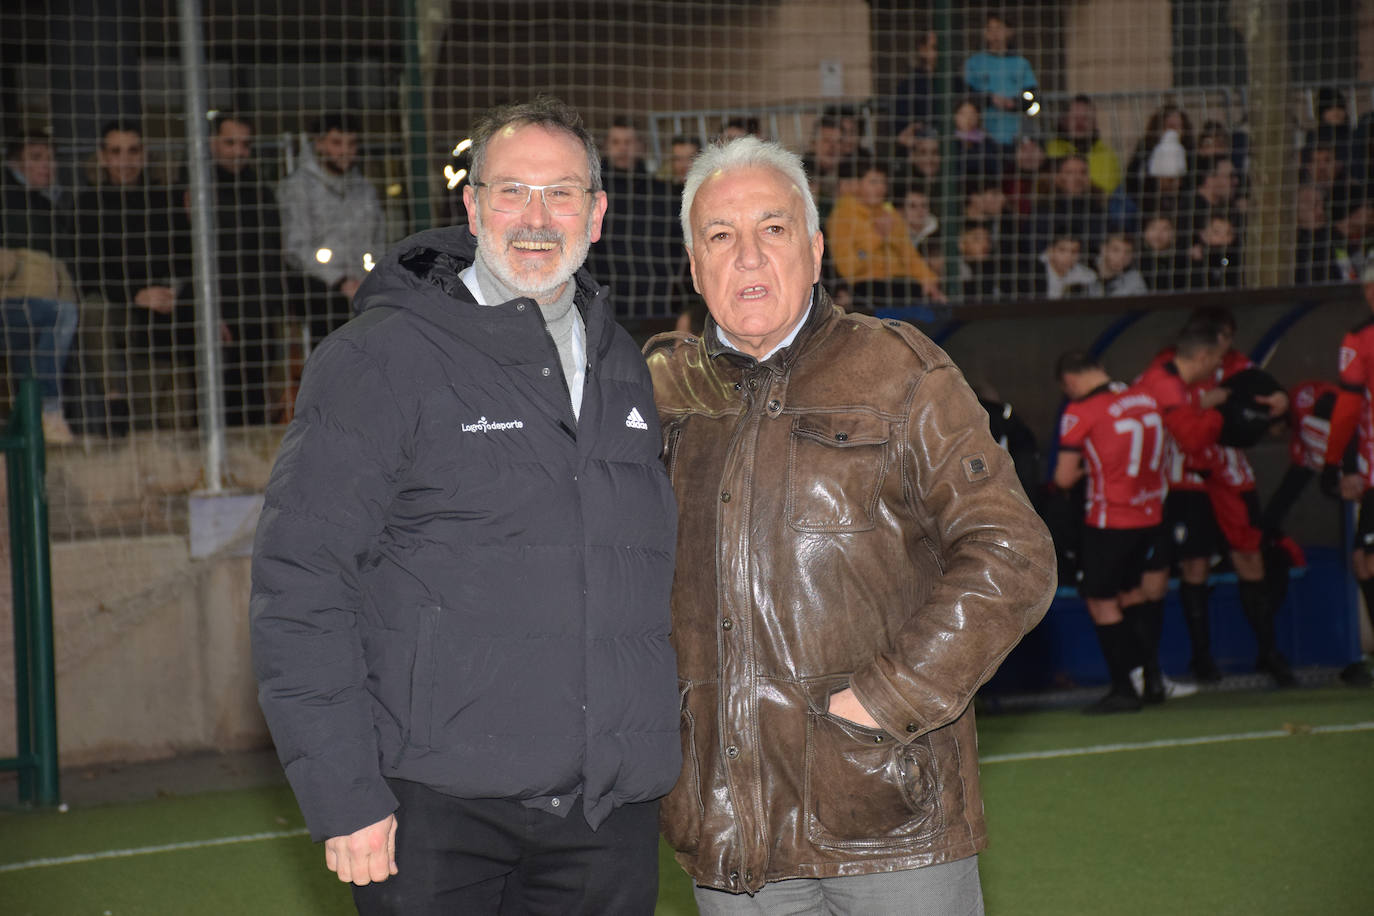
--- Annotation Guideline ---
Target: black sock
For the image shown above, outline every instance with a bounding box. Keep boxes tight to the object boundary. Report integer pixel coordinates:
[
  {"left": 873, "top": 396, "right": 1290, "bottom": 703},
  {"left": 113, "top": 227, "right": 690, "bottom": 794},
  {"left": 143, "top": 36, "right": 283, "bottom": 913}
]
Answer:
[
  {"left": 1358, "top": 578, "right": 1374, "bottom": 635},
  {"left": 1094, "top": 622, "right": 1138, "bottom": 696},
  {"left": 1179, "top": 582, "right": 1212, "bottom": 661},
  {"left": 1238, "top": 579, "right": 1277, "bottom": 657}
]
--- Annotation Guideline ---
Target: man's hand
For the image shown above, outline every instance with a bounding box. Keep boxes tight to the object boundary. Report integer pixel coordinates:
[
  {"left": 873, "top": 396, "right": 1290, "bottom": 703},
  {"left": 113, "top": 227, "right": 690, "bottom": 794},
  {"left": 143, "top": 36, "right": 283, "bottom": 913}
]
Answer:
[
  {"left": 1256, "top": 390, "right": 1289, "bottom": 418},
  {"left": 1341, "top": 473, "right": 1366, "bottom": 502},
  {"left": 134, "top": 286, "right": 177, "bottom": 314},
  {"left": 1198, "top": 387, "right": 1230, "bottom": 410},
  {"left": 324, "top": 814, "right": 397, "bottom": 885},
  {"left": 827, "top": 688, "right": 880, "bottom": 729}
]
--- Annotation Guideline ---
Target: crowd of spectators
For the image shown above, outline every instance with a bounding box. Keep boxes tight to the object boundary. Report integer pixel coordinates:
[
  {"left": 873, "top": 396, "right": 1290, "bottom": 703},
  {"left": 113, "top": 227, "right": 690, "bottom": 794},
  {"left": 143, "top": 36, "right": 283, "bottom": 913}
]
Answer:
[
  {"left": 1, "top": 112, "right": 380, "bottom": 441},
  {"left": 5, "top": 20, "right": 1374, "bottom": 439}
]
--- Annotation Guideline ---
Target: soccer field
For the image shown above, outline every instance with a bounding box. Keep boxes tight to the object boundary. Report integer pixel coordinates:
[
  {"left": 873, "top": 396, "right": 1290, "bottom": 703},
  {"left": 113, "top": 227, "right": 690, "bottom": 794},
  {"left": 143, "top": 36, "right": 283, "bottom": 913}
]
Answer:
[{"left": 2, "top": 686, "right": 1370, "bottom": 915}]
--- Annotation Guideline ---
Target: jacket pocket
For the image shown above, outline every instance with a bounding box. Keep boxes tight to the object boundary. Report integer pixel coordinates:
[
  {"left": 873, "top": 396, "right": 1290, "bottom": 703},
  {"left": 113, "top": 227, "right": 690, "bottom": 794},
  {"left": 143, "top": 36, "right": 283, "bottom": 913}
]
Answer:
[
  {"left": 786, "top": 412, "right": 889, "bottom": 533},
  {"left": 659, "top": 681, "right": 706, "bottom": 856},
  {"left": 663, "top": 419, "right": 684, "bottom": 484},
  {"left": 406, "top": 604, "right": 441, "bottom": 750},
  {"left": 803, "top": 702, "right": 944, "bottom": 849}
]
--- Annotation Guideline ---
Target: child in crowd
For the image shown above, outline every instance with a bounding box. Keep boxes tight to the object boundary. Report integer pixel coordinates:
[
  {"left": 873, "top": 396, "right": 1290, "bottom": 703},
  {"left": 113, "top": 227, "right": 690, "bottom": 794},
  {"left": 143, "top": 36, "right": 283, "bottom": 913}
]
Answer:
[
  {"left": 1190, "top": 213, "right": 1243, "bottom": 289},
  {"left": 957, "top": 222, "right": 1007, "bottom": 300},
  {"left": 1137, "top": 214, "right": 1188, "bottom": 291},
  {"left": 1097, "top": 232, "right": 1148, "bottom": 296},
  {"left": 901, "top": 182, "right": 940, "bottom": 265},
  {"left": 1036, "top": 233, "right": 1101, "bottom": 299},
  {"left": 951, "top": 98, "right": 1004, "bottom": 179}
]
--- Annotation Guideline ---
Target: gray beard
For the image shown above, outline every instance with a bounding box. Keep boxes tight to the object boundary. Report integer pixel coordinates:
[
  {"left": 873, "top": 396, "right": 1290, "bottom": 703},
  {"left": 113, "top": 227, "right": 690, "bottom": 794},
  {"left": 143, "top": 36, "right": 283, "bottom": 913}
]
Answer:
[{"left": 472, "top": 211, "right": 592, "bottom": 305}]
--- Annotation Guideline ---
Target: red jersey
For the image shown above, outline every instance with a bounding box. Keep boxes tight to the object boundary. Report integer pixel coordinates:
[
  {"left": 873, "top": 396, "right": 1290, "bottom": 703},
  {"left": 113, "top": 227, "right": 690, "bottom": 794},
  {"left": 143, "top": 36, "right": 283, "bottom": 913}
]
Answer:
[
  {"left": 1288, "top": 380, "right": 1339, "bottom": 471},
  {"left": 1336, "top": 318, "right": 1374, "bottom": 486},
  {"left": 1058, "top": 381, "right": 1167, "bottom": 529},
  {"left": 1149, "top": 347, "right": 1256, "bottom": 490},
  {"left": 1134, "top": 360, "right": 1225, "bottom": 494}
]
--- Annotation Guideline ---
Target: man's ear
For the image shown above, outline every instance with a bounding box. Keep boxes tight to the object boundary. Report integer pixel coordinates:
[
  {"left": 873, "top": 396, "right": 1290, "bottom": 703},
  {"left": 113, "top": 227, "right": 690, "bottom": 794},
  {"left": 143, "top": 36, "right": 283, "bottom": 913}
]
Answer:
[
  {"left": 588, "top": 190, "right": 609, "bottom": 244},
  {"left": 686, "top": 244, "right": 701, "bottom": 294}
]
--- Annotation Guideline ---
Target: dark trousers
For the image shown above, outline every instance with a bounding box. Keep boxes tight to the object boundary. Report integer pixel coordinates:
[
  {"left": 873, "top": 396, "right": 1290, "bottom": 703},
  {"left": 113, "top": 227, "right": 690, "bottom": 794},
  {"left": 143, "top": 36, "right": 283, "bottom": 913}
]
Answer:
[{"left": 352, "top": 779, "right": 660, "bottom": 916}]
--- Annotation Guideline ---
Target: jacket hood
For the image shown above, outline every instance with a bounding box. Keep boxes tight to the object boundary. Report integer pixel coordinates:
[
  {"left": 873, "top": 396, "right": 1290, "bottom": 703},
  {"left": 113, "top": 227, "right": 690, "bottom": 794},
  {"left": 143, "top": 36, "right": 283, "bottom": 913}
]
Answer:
[{"left": 350, "top": 225, "right": 607, "bottom": 342}]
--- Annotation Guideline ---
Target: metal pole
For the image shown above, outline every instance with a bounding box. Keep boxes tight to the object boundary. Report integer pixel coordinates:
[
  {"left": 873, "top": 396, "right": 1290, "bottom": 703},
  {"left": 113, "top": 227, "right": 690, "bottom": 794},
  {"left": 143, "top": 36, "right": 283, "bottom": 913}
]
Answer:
[
  {"left": 404, "top": 0, "right": 434, "bottom": 232},
  {"left": 16, "top": 381, "right": 60, "bottom": 806},
  {"left": 5, "top": 406, "right": 34, "bottom": 803},
  {"left": 934, "top": 0, "right": 960, "bottom": 293},
  {"left": 178, "top": 0, "right": 225, "bottom": 493}
]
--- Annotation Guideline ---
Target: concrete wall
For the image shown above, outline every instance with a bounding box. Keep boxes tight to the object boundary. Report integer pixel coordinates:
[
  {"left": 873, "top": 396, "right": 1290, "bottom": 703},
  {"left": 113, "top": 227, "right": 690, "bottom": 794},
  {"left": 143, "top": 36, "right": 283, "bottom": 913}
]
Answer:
[{"left": 1, "top": 541, "right": 267, "bottom": 767}]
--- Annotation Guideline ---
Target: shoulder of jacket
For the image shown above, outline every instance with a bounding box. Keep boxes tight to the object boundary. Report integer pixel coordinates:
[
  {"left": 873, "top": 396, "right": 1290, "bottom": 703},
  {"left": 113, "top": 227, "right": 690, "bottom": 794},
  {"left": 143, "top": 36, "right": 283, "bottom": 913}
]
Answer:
[
  {"left": 829, "top": 312, "right": 953, "bottom": 374},
  {"left": 1349, "top": 316, "right": 1374, "bottom": 336},
  {"left": 643, "top": 329, "right": 699, "bottom": 364}
]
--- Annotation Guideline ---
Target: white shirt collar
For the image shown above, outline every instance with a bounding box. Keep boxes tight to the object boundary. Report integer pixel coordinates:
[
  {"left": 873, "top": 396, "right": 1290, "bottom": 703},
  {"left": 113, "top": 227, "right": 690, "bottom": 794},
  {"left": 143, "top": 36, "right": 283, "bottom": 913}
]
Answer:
[{"left": 715, "top": 292, "right": 814, "bottom": 362}]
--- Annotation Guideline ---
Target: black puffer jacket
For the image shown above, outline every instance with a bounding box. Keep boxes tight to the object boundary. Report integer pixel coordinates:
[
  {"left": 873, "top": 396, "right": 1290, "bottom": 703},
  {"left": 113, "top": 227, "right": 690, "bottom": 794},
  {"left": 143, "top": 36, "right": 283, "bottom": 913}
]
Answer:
[{"left": 251, "top": 227, "right": 680, "bottom": 841}]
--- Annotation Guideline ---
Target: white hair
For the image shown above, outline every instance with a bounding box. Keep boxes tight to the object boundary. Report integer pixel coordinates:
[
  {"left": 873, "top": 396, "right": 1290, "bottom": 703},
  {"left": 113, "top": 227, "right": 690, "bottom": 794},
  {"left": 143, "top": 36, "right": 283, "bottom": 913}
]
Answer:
[{"left": 678, "top": 136, "right": 820, "bottom": 247}]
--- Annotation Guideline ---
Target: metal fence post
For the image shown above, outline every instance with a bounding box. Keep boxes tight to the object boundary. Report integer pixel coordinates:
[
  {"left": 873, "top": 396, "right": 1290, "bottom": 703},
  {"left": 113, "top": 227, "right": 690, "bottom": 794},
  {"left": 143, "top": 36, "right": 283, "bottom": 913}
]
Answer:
[{"left": 2, "top": 378, "right": 60, "bottom": 806}]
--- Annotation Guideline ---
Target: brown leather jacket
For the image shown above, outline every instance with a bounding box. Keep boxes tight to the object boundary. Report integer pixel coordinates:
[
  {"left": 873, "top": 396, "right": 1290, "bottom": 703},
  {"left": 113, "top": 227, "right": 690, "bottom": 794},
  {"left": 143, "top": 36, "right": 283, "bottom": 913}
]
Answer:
[{"left": 644, "top": 291, "right": 1056, "bottom": 894}]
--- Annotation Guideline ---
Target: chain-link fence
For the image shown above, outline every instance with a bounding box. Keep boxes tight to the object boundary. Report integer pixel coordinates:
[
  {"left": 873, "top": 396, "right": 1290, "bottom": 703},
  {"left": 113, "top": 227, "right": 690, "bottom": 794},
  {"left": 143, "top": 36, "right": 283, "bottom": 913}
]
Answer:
[{"left": 1, "top": 0, "right": 1371, "bottom": 495}]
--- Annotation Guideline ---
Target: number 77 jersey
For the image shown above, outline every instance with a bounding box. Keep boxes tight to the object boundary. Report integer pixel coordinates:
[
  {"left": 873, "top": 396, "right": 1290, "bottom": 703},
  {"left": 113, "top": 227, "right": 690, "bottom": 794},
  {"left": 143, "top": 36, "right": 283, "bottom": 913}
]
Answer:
[{"left": 1058, "top": 381, "right": 1168, "bottom": 529}]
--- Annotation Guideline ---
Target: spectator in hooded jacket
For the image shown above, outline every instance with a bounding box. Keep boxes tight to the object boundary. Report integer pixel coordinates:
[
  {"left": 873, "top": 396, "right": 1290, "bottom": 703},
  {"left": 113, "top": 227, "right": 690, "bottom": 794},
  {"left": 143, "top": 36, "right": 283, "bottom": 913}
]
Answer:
[
  {"left": 251, "top": 96, "right": 679, "bottom": 914},
  {"left": 277, "top": 112, "right": 385, "bottom": 342}
]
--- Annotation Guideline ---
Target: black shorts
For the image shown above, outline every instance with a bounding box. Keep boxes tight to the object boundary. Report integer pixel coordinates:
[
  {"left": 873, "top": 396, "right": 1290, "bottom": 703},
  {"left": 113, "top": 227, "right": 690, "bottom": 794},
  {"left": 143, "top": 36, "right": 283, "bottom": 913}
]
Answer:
[
  {"left": 1165, "top": 489, "right": 1218, "bottom": 562},
  {"left": 1357, "top": 489, "right": 1374, "bottom": 553},
  {"left": 1079, "top": 525, "right": 1166, "bottom": 599}
]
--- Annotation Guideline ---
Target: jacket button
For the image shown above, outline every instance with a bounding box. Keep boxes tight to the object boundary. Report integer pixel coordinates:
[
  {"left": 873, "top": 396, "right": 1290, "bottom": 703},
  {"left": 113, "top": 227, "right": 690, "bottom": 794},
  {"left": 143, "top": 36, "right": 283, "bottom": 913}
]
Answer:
[
  {"left": 768, "top": 399, "right": 780, "bottom": 411},
  {"left": 835, "top": 432, "right": 848, "bottom": 441},
  {"left": 541, "top": 367, "right": 551, "bottom": 377},
  {"left": 725, "top": 744, "right": 739, "bottom": 758},
  {"left": 550, "top": 797, "right": 560, "bottom": 807},
  {"left": 721, "top": 492, "right": 731, "bottom": 503},
  {"left": 746, "top": 870, "right": 754, "bottom": 883},
  {"left": 748, "top": 378, "right": 758, "bottom": 390},
  {"left": 721, "top": 617, "right": 733, "bottom": 630},
  {"left": 873, "top": 734, "right": 884, "bottom": 743},
  {"left": 516, "top": 303, "right": 526, "bottom": 311},
  {"left": 729, "top": 871, "right": 739, "bottom": 884},
  {"left": 906, "top": 723, "right": 918, "bottom": 733},
  {"left": 733, "top": 382, "right": 742, "bottom": 391},
  {"left": 685, "top": 335, "right": 697, "bottom": 344}
]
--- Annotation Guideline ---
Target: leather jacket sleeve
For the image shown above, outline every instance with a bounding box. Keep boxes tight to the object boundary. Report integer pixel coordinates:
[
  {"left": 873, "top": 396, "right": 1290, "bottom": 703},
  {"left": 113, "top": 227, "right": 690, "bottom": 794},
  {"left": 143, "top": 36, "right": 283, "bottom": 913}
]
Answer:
[{"left": 849, "top": 364, "right": 1056, "bottom": 742}]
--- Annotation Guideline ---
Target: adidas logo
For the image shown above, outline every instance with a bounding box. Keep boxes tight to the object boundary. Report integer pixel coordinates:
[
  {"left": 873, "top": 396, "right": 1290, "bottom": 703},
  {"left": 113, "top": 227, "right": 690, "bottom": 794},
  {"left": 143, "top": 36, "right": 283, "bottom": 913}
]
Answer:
[{"left": 625, "top": 407, "right": 649, "bottom": 430}]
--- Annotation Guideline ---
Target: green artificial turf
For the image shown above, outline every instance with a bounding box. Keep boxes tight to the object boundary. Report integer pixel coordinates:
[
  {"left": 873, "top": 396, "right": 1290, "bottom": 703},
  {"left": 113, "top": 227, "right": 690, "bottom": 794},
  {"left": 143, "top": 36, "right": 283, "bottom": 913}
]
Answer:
[{"left": 1, "top": 687, "right": 1368, "bottom": 915}]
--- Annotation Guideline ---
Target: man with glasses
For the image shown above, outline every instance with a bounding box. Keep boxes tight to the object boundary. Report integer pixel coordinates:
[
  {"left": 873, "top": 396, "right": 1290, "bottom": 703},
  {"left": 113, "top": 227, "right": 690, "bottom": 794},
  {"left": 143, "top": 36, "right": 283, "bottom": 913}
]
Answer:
[{"left": 252, "top": 96, "right": 679, "bottom": 915}]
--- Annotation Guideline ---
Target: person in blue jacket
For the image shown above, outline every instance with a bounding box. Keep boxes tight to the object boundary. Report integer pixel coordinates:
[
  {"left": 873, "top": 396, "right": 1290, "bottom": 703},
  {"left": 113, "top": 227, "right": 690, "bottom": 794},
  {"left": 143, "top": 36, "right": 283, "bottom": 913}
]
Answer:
[{"left": 963, "top": 12, "right": 1038, "bottom": 148}]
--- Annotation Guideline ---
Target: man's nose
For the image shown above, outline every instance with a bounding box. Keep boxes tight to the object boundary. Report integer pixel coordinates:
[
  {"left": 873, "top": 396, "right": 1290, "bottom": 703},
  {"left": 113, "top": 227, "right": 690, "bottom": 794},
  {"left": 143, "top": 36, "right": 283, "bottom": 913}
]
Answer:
[
  {"left": 735, "top": 233, "right": 765, "bottom": 270},
  {"left": 522, "top": 191, "right": 554, "bottom": 226}
]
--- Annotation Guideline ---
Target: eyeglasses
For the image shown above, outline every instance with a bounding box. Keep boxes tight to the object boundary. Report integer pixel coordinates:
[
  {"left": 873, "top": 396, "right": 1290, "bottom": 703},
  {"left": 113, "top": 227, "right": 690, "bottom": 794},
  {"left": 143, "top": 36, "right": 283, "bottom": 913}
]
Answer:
[{"left": 472, "top": 181, "right": 593, "bottom": 216}]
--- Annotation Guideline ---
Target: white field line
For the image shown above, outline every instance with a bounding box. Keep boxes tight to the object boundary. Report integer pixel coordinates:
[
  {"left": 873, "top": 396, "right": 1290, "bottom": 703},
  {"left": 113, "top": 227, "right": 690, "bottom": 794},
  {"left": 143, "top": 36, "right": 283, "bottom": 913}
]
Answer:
[
  {"left": 0, "top": 828, "right": 309, "bottom": 874},
  {"left": 981, "top": 720, "right": 1374, "bottom": 764},
  {"left": 3, "top": 722, "right": 1372, "bottom": 875}
]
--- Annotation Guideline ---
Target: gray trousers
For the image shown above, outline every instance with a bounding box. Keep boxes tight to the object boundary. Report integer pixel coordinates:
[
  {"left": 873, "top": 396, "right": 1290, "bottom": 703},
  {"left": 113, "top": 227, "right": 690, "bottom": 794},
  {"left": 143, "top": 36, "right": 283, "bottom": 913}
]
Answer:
[{"left": 693, "top": 855, "right": 983, "bottom": 916}]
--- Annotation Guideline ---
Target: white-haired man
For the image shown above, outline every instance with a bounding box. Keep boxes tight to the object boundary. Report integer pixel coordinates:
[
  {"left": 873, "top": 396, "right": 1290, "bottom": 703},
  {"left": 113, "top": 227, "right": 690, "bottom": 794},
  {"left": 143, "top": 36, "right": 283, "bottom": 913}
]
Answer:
[{"left": 645, "top": 137, "right": 1056, "bottom": 913}]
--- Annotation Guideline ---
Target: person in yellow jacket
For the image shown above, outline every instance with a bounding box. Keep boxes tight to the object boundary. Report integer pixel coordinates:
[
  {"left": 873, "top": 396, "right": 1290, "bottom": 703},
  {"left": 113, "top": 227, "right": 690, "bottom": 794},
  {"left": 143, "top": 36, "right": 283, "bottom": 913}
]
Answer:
[{"left": 825, "top": 157, "right": 945, "bottom": 309}]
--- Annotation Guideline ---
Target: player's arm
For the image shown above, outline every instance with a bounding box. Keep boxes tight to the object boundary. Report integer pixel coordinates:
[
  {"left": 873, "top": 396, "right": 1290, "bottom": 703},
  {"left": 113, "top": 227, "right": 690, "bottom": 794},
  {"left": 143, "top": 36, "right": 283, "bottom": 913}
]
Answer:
[
  {"left": 1327, "top": 334, "right": 1368, "bottom": 466},
  {"left": 1053, "top": 448, "right": 1083, "bottom": 489}
]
